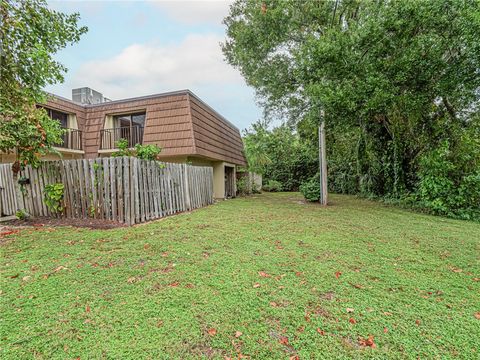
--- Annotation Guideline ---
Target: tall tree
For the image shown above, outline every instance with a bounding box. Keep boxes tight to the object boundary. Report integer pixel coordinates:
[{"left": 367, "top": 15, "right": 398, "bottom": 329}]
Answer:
[
  {"left": 0, "top": 0, "right": 87, "bottom": 172},
  {"left": 223, "top": 0, "right": 480, "bottom": 199},
  {"left": 0, "top": 0, "right": 86, "bottom": 212}
]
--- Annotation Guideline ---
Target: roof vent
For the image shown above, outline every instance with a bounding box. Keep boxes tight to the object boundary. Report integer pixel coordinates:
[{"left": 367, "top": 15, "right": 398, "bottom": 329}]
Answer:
[{"left": 72, "top": 87, "right": 111, "bottom": 105}]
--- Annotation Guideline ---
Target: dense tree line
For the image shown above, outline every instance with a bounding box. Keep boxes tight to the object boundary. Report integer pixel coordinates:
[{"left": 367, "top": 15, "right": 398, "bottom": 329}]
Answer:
[{"left": 227, "top": 0, "right": 480, "bottom": 220}]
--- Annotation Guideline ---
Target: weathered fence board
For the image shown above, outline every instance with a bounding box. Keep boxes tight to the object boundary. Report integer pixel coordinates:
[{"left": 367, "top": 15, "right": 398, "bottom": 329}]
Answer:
[
  {"left": 0, "top": 164, "right": 18, "bottom": 218},
  {"left": 0, "top": 157, "right": 214, "bottom": 225}
]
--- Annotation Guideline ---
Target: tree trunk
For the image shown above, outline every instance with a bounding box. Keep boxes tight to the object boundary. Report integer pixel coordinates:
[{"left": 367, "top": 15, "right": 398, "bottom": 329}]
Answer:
[
  {"left": 12, "top": 161, "right": 26, "bottom": 215},
  {"left": 318, "top": 120, "right": 328, "bottom": 205}
]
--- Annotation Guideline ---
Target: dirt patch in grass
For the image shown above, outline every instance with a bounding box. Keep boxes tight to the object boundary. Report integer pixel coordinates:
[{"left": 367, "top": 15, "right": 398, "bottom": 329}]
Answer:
[{"left": 3, "top": 216, "right": 125, "bottom": 229}]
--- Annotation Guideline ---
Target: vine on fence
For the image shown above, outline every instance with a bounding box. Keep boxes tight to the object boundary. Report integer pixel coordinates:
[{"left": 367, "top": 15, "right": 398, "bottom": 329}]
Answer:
[{"left": 44, "top": 183, "right": 65, "bottom": 214}]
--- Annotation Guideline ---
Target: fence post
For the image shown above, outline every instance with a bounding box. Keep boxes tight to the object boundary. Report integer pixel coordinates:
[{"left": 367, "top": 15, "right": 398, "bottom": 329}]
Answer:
[
  {"left": 183, "top": 164, "right": 191, "bottom": 211},
  {"left": 13, "top": 174, "right": 25, "bottom": 214},
  {"left": 133, "top": 158, "right": 140, "bottom": 224}
]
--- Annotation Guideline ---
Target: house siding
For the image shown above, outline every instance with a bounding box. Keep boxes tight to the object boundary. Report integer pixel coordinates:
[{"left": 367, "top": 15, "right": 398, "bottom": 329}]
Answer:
[
  {"left": 44, "top": 96, "right": 87, "bottom": 133},
  {"left": 82, "top": 94, "right": 195, "bottom": 158},
  {"left": 188, "top": 95, "right": 246, "bottom": 166},
  {"left": 37, "top": 90, "right": 246, "bottom": 166}
]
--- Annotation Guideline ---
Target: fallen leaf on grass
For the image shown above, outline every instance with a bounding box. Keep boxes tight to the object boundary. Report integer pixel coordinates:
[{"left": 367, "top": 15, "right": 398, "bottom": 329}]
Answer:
[
  {"left": 0, "top": 229, "right": 19, "bottom": 237},
  {"left": 85, "top": 305, "right": 90, "bottom": 313},
  {"left": 253, "top": 283, "right": 261, "bottom": 288},
  {"left": 384, "top": 327, "right": 388, "bottom": 333},
  {"left": 168, "top": 281, "right": 180, "bottom": 287},
  {"left": 349, "top": 318, "right": 357, "bottom": 324},
  {"left": 270, "top": 301, "right": 279, "bottom": 307},
  {"left": 316, "top": 328, "right": 326, "bottom": 335},
  {"left": 207, "top": 328, "right": 217, "bottom": 336},
  {"left": 358, "top": 335, "right": 376, "bottom": 348},
  {"left": 259, "top": 271, "right": 270, "bottom": 278},
  {"left": 335, "top": 271, "right": 342, "bottom": 279},
  {"left": 346, "top": 308, "right": 354, "bottom": 313},
  {"left": 143, "top": 243, "right": 150, "bottom": 250},
  {"left": 235, "top": 331, "right": 242, "bottom": 338},
  {"left": 279, "top": 336, "right": 289, "bottom": 345},
  {"left": 289, "top": 356, "right": 299, "bottom": 360},
  {"left": 474, "top": 312, "right": 480, "bottom": 320},
  {"left": 127, "top": 277, "right": 137, "bottom": 284},
  {"left": 351, "top": 283, "right": 364, "bottom": 289},
  {"left": 415, "top": 319, "right": 421, "bottom": 326}
]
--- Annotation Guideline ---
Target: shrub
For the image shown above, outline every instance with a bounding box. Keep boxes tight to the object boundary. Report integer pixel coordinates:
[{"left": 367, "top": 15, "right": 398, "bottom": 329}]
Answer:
[
  {"left": 112, "top": 139, "right": 162, "bottom": 161},
  {"left": 44, "top": 183, "right": 65, "bottom": 213},
  {"left": 300, "top": 174, "right": 320, "bottom": 202},
  {"left": 134, "top": 144, "right": 162, "bottom": 161},
  {"left": 416, "top": 140, "right": 480, "bottom": 220},
  {"left": 262, "top": 180, "right": 283, "bottom": 192},
  {"left": 236, "top": 176, "right": 250, "bottom": 196},
  {"left": 15, "top": 209, "right": 28, "bottom": 220}
]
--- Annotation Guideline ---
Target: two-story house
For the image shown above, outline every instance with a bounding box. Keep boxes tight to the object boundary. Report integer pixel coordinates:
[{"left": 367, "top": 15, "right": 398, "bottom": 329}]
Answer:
[{"left": 0, "top": 87, "right": 246, "bottom": 199}]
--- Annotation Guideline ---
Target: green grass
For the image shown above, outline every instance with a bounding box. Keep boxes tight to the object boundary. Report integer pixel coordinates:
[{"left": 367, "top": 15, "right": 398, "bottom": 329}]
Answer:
[{"left": 1, "top": 193, "right": 479, "bottom": 359}]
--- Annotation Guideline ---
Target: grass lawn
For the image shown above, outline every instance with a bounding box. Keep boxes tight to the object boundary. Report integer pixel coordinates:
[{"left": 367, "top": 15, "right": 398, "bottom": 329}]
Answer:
[{"left": 1, "top": 193, "right": 479, "bottom": 359}]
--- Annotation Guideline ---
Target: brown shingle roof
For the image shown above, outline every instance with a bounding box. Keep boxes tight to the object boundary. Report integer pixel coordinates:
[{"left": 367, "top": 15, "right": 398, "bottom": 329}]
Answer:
[{"left": 44, "top": 90, "right": 246, "bottom": 166}]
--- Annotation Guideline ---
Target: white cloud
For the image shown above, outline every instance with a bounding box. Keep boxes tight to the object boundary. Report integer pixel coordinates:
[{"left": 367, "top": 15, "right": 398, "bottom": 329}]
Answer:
[
  {"left": 150, "top": 0, "right": 233, "bottom": 25},
  {"left": 69, "top": 33, "right": 243, "bottom": 100}
]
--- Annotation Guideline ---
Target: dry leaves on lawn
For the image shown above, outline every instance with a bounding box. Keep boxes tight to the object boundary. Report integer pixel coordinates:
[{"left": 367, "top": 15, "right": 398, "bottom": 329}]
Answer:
[{"left": 358, "top": 335, "right": 376, "bottom": 348}]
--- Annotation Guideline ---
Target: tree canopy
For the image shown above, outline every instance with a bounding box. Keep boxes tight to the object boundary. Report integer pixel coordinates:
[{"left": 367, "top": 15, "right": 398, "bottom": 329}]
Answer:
[
  {"left": 225, "top": 0, "right": 480, "bottom": 220},
  {"left": 0, "top": 0, "right": 87, "bottom": 172}
]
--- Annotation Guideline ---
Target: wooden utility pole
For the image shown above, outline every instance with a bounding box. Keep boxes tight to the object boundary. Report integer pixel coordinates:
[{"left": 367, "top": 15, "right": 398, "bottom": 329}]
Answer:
[{"left": 318, "top": 117, "right": 328, "bottom": 205}]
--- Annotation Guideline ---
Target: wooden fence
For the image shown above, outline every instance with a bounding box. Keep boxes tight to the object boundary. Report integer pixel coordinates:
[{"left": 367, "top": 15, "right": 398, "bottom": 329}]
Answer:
[
  {"left": 0, "top": 157, "right": 214, "bottom": 225},
  {"left": 0, "top": 164, "right": 18, "bottom": 218}
]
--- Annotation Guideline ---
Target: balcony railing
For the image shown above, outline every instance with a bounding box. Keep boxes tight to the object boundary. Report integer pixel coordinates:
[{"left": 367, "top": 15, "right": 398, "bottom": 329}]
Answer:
[
  {"left": 100, "top": 125, "right": 144, "bottom": 150},
  {"left": 56, "top": 128, "right": 83, "bottom": 151}
]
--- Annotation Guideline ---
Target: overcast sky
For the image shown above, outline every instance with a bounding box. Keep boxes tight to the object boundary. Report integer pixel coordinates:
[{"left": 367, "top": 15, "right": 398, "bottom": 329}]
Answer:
[{"left": 45, "top": 0, "right": 261, "bottom": 131}]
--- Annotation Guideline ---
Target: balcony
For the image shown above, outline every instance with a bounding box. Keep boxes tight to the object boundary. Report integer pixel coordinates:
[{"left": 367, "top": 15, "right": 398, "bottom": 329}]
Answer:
[
  {"left": 100, "top": 125, "right": 144, "bottom": 150},
  {"left": 55, "top": 128, "right": 83, "bottom": 151}
]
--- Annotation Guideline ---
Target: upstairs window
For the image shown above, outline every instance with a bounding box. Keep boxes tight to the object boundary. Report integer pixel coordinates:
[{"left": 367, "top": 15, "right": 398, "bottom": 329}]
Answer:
[
  {"left": 113, "top": 112, "right": 145, "bottom": 129},
  {"left": 101, "top": 112, "right": 146, "bottom": 149},
  {"left": 45, "top": 108, "right": 68, "bottom": 128}
]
